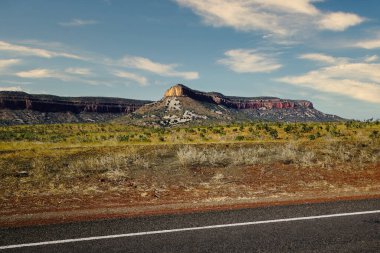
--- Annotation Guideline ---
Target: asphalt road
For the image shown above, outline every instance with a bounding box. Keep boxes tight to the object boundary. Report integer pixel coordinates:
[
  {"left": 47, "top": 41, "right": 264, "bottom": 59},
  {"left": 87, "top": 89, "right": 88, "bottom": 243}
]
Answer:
[{"left": 1, "top": 198, "right": 379, "bottom": 252}]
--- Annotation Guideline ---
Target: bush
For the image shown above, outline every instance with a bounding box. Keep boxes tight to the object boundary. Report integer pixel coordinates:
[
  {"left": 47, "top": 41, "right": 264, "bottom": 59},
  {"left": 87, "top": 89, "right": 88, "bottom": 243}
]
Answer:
[
  {"left": 269, "top": 129, "right": 278, "bottom": 139},
  {"left": 369, "top": 130, "right": 379, "bottom": 140},
  {"left": 118, "top": 135, "right": 130, "bottom": 142},
  {"left": 284, "top": 125, "right": 293, "bottom": 133}
]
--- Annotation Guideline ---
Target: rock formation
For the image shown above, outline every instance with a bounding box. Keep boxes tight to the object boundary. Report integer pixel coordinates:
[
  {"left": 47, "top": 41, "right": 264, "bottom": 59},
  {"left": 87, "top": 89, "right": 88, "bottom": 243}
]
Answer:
[
  {"left": 164, "top": 84, "right": 313, "bottom": 110},
  {"left": 0, "top": 91, "right": 150, "bottom": 114},
  {"left": 0, "top": 84, "right": 343, "bottom": 125}
]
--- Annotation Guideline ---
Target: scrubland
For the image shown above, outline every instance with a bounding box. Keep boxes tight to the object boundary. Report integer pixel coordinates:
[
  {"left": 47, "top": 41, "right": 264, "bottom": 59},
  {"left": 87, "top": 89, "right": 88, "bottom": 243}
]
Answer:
[{"left": 0, "top": 121, "right": 379, "bottom": 219}]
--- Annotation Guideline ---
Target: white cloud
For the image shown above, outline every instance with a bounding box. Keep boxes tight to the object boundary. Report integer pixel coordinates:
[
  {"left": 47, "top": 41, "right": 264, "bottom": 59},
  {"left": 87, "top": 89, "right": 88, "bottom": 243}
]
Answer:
[
  {"left": 1, "top": 38, "right": 199, "bottom": 86},
  {"left": 317, "top": 12, "right": 364, "bottom": 31},
  {"left": 218, "top": 49, "right": 282, "bottom": 73},
  {"left": 15, "top": 69, "right": 67, "bottom": 79},
  {"left": 113, "top": 70, "right": 148, "bottom": 86},
  {"left": 175, "top": 0, "right": 364, "bottom": 37},
  {"left": 176, "top": 0, "right": 288, "bottom": 35},
  {"left": 279, "top": 75, "right": 380, "bottom": 104},
  {"left": 278, "top": 54, "right": 380, "bottom": 103},
  {"left": 0, "top": 41, "right": 83, "bottom": 59},
  {"left": 365, "top": 55, "right": 379, "bottom": 63},
  {"left": 0, "top": 59, "right": 21, "bottom": 70},
  {"left": 251, "top": 0, "right": 320, "bottom": 15},
  {"left": 355, "top": 39, "right": 380, "bottom": 49},
  {"left": 3, "top": 80, "right": 32, "bottom": 85},
  {"left": 0, "top": 39, "right": 199, "bottom": 87},
  {"left": 59, "top": 19, "right": 99, "bottom": 27},
  {"left": 0, "top": 86, "right": 23, "bottom": 92},
  {"left": 319, "top": 63, "right": 380, "bottom": 84},
  {"left": 65, "top": 67, "right": 92, "bottom": 76},
  {"left": 15, "top": 68, "right": 103, "bottom": 86},
  {"left": 119, "top": 56, "right": 199, "bottom": 80},
  {"left": 299, "top": 53, "right": 348, "bottom": 65}
]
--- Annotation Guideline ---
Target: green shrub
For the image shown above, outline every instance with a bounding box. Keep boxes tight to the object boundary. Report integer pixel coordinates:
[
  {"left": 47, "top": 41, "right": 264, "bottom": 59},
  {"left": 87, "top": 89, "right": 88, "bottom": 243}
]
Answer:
[
  {"left": 369, "top": 130, "right": 379, "bottom": 140},
  {"left": 118, "top": 135, "right": 130, "bottom": 142},
  {"left": 235, "top": 135, "right": 245, "bottom": 141}
]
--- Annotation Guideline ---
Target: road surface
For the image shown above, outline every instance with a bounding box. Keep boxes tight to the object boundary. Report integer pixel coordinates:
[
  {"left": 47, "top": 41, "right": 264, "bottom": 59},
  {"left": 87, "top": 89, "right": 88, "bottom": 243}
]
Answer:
[{"left": 1, "top": 198, "right": 379, "bottom": 252}]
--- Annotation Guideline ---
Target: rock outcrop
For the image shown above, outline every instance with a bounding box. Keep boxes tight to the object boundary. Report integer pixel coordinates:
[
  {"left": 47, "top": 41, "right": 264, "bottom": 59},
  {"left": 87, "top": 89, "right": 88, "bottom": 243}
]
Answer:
[
  {"left": 0, "top": 84, "right": 343, "bottom": 125},
  {"left": 0, "top": 91, "right": 151, "bottom": 114},
  {"left": 164, "top": 84, "right": 313, "bottom": 110}
]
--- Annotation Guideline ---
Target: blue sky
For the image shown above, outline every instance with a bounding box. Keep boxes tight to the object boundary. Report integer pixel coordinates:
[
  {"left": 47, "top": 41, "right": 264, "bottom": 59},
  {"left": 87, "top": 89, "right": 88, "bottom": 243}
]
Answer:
[{"left": 0, "top": 0, "right": 380, "bottom": 119}]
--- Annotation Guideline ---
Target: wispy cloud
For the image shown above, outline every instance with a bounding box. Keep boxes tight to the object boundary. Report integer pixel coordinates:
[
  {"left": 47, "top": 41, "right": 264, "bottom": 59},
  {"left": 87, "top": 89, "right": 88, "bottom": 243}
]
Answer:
[
  {"left": 0, "top": 41, "right": 83, "bottom": 59},
  {"left": 15, "top": 68, "right": 104, "bottom": 86},
  {"left": 2, "top": 39, "right": 199, "bottom": 87},
  {"left": 15, "top": 69, "right": 68, "bottom": 80},
  {"left": 119, "top": 55, "right": 199, "bottom": 80},
  {"left": 59, "top": 19, "right": 99, "bottom": 27},
  {"left": 0, "top": 59, "right": 21, "bottom": 70},
  {"left": 354, "top": 38, "right": 380, "bottom": 49},
  {"left": 218, "top": 49, "right": 282, "bottom": 73},
  {"left": 176, "top": 0, "right": 289, "bottom": 36},
  {"left": 175, "top": 0, "right": 364, "bottom": 37},
  {"left": 64, "top": 67, "right": 92, "bottom": 76},
  {"left": 0, "top": 86, "right": 23, "bottom": 92},
  {"left": 1, "top": 37, "right": 200, "bottom": 87},
  {"left": 299, "top": 53, "right": 348, "bottom": 65},
  {"left": 278, "top": 54, "right": 380, "bottom": 103},
  {"left": 113, "top": 70, "right": 148, "bottom": 86},
  {"left": 317, "top": 12, "right": 364, "bottom": 31},
  {"left": 364, "top": 55, "right": 379, "bottom": 63}
]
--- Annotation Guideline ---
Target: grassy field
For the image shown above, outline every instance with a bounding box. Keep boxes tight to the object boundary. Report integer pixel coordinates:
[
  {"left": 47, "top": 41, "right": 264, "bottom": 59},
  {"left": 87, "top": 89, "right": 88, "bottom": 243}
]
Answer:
[{"left": 0, "top": 121, "right": 379, "bottom": 216}]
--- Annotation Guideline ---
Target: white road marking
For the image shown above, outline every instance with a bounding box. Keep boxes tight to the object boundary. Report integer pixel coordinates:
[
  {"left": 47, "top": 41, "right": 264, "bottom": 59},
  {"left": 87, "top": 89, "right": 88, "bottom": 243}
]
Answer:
[{"left": 1, "top": 210, "right": 379, "bottom": 250}]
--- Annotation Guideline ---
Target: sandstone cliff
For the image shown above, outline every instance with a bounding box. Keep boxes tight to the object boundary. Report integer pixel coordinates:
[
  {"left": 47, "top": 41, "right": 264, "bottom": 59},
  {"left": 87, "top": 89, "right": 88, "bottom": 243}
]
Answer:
[
  {"left": 0, "top": 84, "right": 343, "bottom": 125},
  {"left": 128, "top": 84, "right": 343, "bottom": 126},
  {"left": 0, "top": 91, "right": 151, "bottom": 114},
  {"left": 164, "top": 84, "right": 313, "bottom": 110}
]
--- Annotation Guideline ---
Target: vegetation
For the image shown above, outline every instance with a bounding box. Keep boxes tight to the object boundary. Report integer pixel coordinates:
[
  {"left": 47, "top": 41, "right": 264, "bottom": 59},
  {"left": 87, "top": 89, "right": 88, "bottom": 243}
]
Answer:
[
  {"left": 0, "top": 121, "right": 379, "bottom": 145},
  {"left": 0, "top": 121, "right": 379, "bottom": 214}
]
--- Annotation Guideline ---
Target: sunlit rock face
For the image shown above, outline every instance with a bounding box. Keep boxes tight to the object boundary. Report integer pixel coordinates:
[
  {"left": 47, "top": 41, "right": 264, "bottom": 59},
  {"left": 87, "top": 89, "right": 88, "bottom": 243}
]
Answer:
[
  {"left": 164, "top": 84, "right": 189, "bottom": 97},
  {"left": 163, "top": 84, "right": 314, "bottom": 110}
]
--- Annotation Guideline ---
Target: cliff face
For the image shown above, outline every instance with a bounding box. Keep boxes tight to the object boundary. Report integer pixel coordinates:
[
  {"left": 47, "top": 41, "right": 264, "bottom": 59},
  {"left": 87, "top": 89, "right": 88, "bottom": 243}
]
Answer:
[
  {"left": 0, "top": 91, "right": 151, "bottom": 114},
  {"left": 0, "top": 84, "right": 342, "bottom": 126},
  {"left": 164, "top": 84, "right": 314, "bottom": 110}
]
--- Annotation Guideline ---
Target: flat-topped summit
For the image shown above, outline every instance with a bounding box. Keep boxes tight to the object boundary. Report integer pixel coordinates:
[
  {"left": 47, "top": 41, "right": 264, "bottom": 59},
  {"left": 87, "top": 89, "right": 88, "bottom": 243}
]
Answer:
[
  {"left": 0, "top": 83, "right": 343, "bottom": 125},
  {"left": 0, "top": 91, "right": 152, "bottom": 125},
  {"left": 162, "top": 84, "right": 314, "bottom": 110},
  {"left": 0, "top": 91, "right": 150, "bottom": 113}
]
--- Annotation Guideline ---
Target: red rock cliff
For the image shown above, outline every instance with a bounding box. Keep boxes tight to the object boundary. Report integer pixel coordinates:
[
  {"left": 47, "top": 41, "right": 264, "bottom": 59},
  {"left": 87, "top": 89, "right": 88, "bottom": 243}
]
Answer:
[
  {"left": 164, "top": 84, "right": 313, "bottom": 110},
  {"left": 0, "top": 91, "right": 151, "bottom": 113}
]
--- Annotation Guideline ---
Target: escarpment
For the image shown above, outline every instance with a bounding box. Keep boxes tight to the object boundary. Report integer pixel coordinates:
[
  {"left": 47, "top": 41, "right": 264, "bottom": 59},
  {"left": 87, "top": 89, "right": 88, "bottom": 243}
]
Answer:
[
  {"left": 0, "top": 84, "right": 342, "bottom": 125},
  {"left": 164, "top": 84, "right": 314, "bottom": 110},
  {"left": 0, "top": 91, "right": 151, "bottom": 113}
]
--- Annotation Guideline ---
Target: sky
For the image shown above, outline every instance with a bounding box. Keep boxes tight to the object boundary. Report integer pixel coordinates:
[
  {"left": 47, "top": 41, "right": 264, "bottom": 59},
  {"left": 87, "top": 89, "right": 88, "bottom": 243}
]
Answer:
[{"left": 0, "top": 0, "right": 380, "bottom": 120}]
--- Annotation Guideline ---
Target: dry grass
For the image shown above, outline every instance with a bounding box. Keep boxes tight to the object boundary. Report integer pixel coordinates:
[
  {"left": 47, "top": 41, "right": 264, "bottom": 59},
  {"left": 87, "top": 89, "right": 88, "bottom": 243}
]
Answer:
[
  {"left": 175, "top": 140, "right": 380, "bottom": 170},
  {"left": 0, "top": 122, "right": 379, "bottom": 214}
]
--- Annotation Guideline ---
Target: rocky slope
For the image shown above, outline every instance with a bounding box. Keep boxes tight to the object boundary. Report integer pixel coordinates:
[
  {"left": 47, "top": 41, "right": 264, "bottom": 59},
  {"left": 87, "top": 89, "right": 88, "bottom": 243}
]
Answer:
[
  {"left": 164, "top": 84, "right": 313, "bottom": 110},
  {"left": 0, "top": 91, "right": 150, "bottom": 113},
  {"left": 0, "top": 84, "right": 343, "bottom": 125},
  {"left": 0, "top": 91, "right": 151, "bottom": 125},
  {"left": 130, "top": 84, "right": 342, "bottom": 126}
]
